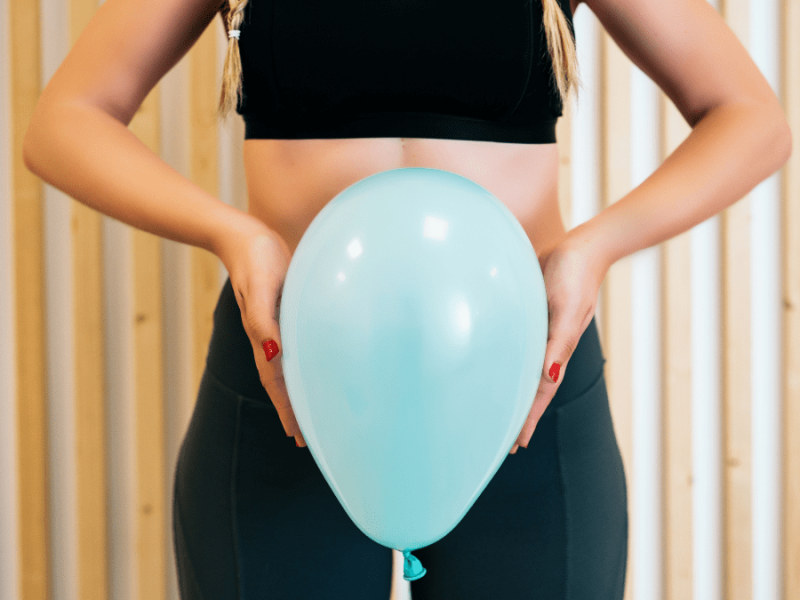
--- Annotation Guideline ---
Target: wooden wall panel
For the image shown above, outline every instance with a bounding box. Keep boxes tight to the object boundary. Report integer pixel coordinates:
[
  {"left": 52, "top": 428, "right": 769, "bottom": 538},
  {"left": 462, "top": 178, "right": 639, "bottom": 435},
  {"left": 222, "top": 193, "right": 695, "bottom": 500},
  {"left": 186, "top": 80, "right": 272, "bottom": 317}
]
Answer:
[
  {"left": 70, "top": 0, "right": 109, "bottom": 596},
  {"left": 782, "top": 0, "right": 800, "bottom": 595},
  {"left": 128, "top": 87, "right": 166, "bottom": 600},
  {"left": 661, "top": 95, "right": 694, "bottom": 600},
  {"left": 72, "top": 194, "right": 108, "bottom": 600},
  {"left": 188, "top": 23, "right": 222, "bottom": 393},
  {"left": 719, "top": 1, "right": 754, "bottom": 599},
  {"left": 9, "top": 0, "right": 50, "bottom": 597},
  {"left": 599, "top": 24, "right": 634, "bottom": 600},
  {"left": 3, "top": 1, "right": 797, "bottom": 599}
]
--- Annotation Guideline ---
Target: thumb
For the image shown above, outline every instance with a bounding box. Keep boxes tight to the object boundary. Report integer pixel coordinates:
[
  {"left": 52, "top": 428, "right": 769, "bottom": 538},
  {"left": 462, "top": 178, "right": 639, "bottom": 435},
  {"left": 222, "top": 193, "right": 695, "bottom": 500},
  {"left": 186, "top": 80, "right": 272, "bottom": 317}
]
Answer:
[
  {"left": 238, "top": 277, "right": 301, "bottom": 439},
  {"left": 542, "top": 318, "right": 581, "bottom": 386},
  {"left": 516, "top": 317, "right": 582, "bottom": 449},
  {"left": 259, "top": 279, "right": 284, "bottom": 363},
  {"left": 243, "top": 277, "right": 284, "bottom": 365}
]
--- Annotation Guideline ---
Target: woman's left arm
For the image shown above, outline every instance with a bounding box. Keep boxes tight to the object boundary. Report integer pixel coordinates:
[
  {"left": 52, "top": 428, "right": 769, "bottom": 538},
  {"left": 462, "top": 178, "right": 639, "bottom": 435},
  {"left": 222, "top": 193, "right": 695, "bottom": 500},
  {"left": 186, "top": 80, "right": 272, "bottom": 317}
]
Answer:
[
  {"left": 512, "top": 0, "right": 791, "bottom": 452},
  {"left": 570, "top": 0, "right": 792, "bottom": 269}
]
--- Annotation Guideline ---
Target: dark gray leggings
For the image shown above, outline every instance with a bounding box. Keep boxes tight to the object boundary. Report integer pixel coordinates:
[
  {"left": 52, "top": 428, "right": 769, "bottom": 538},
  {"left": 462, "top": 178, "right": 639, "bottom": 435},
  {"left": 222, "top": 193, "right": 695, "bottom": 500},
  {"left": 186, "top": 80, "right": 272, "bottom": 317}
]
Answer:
[{"left": 172, "top": 276, "right": 628, "bottom": 599}]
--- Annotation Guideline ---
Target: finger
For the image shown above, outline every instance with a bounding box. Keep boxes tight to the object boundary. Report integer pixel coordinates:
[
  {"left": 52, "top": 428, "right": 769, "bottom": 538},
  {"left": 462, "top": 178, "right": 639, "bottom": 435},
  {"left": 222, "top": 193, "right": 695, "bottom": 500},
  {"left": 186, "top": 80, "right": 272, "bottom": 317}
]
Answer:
[
  {"left": 257, "top": 360, "right": 303, "bottom": 438},
  {"left": 516, "top": 385, "right": 551, "bottom": 448},
  {"left": 263, "top": 374, "right": 301, "bottom": 438},
  {"left": 510, "top": 443, "right": 519, "bottom": 454},
  {"left": 295, "top": 430, "right": 307, "bottom": 448},
  {"left": 236, "top": 278, "right": 302, "bottom": 438},
  {"left": 258, "top": 339, "right": 303, "bottom": 439},
  {"left": 516, "top": 314, "right": 586, "bottom": 448}
]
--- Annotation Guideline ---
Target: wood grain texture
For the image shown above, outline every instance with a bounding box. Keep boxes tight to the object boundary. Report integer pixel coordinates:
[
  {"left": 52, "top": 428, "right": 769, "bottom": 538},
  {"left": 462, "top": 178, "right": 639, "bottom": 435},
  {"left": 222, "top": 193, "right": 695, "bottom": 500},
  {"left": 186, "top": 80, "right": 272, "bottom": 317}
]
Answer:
[
  {"left": 782, "top": 0, "right": 800, "bottom": 595},
  {"left": 6, "top": 0, "right": 797, "bottom": 598},
  {"left": 661, "top": 93, "right": 695, "bottom": 600},
  {"left": 70, "top": 0, "right": 109, "bottom": 596},
  {"left": 599, "top": 26, "right": 634, "bottom": 600},
  {"left": 72, "top": 205, "right": 108, "bottom": 600},
  {"left": 717, "top": 1, "right": 754, "bottom": 598},
  {"left": 11, "top": 0, "right": 49, "bottom": 596},
  {"left": 189, "top": 22, "right": 222, "bottom": 394},
  {"left": 128, "top": 86, "right": 167, "bottom": 600}
]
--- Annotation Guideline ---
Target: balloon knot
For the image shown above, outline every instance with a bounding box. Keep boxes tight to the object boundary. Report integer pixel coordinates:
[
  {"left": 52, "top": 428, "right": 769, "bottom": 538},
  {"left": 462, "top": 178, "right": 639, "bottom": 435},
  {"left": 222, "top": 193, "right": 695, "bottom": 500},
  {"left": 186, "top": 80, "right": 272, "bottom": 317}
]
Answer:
[{"left": 402, "top": 549, "right": 427, "bottom": 581}]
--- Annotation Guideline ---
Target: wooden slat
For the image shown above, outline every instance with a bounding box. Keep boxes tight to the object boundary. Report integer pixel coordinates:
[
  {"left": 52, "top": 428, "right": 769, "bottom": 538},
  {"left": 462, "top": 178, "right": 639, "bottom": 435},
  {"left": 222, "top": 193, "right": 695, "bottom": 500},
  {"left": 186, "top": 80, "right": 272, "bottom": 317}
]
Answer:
[
  {"left": 6, "top": 2, "right": 796, "bottom": 599},
  {"left": 599, "top": 26, "right": 634, "bottom": 600},
  {"left": 128, "top": 87, "right": 167, "bottom": 600},
  {"left": 661, "top": 93, "right": 695, "bottom": 600},
  {"left": 719, "top": 170, "right": 753, "bottom": 600},
  {"left": 718, "top": 1, "right": 753, "bottom": 597},
  {"left": 782, "top": 0, "right": 800, "bottom": 595},
  {"left": 10, "top": 0, "right": 49, "bottom": 596},
  {"left": 72, "top": 203, "right": 108, "bottom": 600},
  {"left": 189, "top": 22, "right": 221, "bottom": 392},
  {"left": 70, "top": 0, "right": 109, "bottom": 597}
]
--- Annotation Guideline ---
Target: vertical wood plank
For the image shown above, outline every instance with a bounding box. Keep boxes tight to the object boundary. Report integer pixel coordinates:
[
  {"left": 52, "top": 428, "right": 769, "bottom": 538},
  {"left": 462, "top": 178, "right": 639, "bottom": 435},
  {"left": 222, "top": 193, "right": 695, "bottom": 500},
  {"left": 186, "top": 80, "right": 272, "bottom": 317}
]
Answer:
[
  {"left": 718, "top": 1, "right": 753, "bottom": 598},
  {"left": 128, "top": 86, "right": 167, "bottom": 600},
  {"left": 661, "top": 94, "right": 695, "bottom": 600},
  {"left": 155, "top": 45, "right": 192, "bottom": 600},
  {"left": 719, "top": 135, "right": 754, "bottom": 598},
  {"left": 70, "top": 0, "right": 109, "bottom": 598},
  {"left": 782, "top": 0, "right": 800, "bottom": 595},
  {"left": 71, "top": 202, "right": 108, "bottom": 599},
  {"left": 189, "top": 20, "right": 221, "bottom": 392},
  {"left": 6, "top": 3, "right": 796, "bottom": 600},
  {"left": 719, "top": 199, "right": 753, "bottom": 600},
  {"left": 10, "top": 0, "right": 49, "bottom": 596},
  {"left": 599, "top": 26, "right": 634, "bottom": 600}
]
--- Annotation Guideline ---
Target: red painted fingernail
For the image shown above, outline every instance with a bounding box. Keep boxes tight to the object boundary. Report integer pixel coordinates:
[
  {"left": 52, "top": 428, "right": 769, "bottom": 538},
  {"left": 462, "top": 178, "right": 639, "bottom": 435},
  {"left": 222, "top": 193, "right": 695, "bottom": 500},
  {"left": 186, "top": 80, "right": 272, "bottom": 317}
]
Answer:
[
  {"left": 263, "top": 339, "right": 279, "bottom": 361},
  {"left": 549, "top": 361, "right": 561, "bottom": 382},
  {"left": 295, "top": 439, "right": 300, "bottom": 447}
]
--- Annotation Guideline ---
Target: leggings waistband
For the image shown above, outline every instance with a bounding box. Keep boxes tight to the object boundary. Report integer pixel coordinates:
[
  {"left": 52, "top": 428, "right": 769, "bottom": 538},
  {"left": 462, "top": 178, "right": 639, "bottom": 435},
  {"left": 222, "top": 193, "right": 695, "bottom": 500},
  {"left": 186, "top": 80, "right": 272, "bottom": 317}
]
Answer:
[{"left": 205, "top": 276, "right": 607, "bottom": 412}]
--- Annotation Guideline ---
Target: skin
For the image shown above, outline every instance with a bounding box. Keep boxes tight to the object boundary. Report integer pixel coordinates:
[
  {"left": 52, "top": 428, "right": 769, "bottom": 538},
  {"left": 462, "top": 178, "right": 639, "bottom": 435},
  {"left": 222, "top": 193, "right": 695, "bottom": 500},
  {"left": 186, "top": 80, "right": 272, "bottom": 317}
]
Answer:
[{"left": 24, "top": 0, "right": 791, "bottom": 454}]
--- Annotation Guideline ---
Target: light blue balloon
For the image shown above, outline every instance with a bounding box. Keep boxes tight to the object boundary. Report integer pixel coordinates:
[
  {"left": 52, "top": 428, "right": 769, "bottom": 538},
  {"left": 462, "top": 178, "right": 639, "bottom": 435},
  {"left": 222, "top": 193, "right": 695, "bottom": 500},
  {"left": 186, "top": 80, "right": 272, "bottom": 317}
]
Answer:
[{"left": 279, "top": 167, "right": 548, "bottom": 580}]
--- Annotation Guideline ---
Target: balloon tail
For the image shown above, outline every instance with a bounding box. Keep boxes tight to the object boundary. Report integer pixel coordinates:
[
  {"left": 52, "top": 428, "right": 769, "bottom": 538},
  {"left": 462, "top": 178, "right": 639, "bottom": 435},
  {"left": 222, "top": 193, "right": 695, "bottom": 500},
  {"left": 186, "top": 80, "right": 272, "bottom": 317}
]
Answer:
[{"left": 402, "top": 549, "right": 427, "bottom": 581}]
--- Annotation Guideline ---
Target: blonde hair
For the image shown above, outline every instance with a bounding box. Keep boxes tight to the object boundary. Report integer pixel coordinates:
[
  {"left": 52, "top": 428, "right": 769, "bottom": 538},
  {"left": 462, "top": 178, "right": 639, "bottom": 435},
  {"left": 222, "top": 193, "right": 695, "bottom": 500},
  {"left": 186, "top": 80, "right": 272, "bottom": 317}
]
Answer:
[
  {"left": 217, "top": 0, "right": 580, "bottom": 121},
  {"left": 216, "top": 0, "right": 247, "bottom": 120}
]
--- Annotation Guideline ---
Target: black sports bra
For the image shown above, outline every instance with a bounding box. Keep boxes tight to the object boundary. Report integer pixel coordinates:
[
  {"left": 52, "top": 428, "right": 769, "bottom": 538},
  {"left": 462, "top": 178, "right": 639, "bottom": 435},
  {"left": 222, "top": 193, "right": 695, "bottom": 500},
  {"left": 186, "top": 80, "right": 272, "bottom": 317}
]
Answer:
[{"left": 235, "top": 0, "right": 575, "bottom": 144}]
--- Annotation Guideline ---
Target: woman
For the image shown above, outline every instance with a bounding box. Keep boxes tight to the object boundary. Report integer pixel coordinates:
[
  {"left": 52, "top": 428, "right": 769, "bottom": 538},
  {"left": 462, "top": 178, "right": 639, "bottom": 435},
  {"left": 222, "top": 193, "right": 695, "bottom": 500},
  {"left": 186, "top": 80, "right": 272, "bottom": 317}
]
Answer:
[{"left": 22, "top": 0, "right": 790, "bottom": 596}]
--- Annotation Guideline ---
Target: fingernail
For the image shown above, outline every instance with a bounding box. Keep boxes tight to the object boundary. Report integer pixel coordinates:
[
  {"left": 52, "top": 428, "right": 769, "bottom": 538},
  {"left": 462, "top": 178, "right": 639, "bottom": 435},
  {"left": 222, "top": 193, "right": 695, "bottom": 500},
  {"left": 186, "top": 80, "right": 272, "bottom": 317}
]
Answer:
[
  {"left": 263, "top": 339, "right": 279, "bottom": 361},
  {"left": 549, "top": 361, "right": 561, "bottom": 382},
  {"left": 295, "top": 439, "right": 300, "bottom": 447}
]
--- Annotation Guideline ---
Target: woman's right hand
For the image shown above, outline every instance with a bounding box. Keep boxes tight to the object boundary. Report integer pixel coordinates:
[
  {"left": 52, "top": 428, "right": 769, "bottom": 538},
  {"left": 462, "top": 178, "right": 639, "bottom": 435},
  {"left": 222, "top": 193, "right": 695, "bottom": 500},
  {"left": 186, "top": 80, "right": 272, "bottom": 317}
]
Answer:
[{"left": 213, "top": 215, "right": 307, "bottom": 447}]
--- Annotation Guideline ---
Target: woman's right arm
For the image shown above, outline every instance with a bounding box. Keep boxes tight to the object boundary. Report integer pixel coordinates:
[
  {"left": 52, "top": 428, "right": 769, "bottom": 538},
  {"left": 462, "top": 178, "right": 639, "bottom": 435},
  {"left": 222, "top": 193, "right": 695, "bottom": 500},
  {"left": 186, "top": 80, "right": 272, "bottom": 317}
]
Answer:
[
  {"left": 22, "top": 0, "right": 250, "bottom": 255},
  {"left": 22, "top": 0, "right": 308, "bottom": 446}
]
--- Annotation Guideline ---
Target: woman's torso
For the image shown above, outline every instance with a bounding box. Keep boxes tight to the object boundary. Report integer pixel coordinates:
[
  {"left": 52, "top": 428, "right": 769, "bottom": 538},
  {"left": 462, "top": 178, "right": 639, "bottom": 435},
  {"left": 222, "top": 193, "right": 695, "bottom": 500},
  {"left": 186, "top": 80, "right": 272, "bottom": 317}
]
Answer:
[{"left": 240, "top": 0, "right": 578, "bottom": 259}]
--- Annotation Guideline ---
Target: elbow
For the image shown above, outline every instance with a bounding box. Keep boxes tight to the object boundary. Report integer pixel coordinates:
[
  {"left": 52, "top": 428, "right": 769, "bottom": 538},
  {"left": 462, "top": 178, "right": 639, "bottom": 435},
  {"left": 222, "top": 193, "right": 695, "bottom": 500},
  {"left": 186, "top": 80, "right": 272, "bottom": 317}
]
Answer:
[
  {"left": 767, "top": 104, "right": 793, "bottom": 168},
  {"left": 22, "top": 99, "right": 60, "bottom": 176},
  {"left": 22, "top": 135, "right": 37, "bottom": 175},
  {"left": 22, "top": 116, "right": 44, "bottom": 176},
  {"left": 778, "top": 119, "right": 793, "bottom": 166},
  {"left": 757, "top": 108, "right": 793, "bottom": 175},
  {"left": 768, "top": 119, "right": 793, "bottom": 177}
]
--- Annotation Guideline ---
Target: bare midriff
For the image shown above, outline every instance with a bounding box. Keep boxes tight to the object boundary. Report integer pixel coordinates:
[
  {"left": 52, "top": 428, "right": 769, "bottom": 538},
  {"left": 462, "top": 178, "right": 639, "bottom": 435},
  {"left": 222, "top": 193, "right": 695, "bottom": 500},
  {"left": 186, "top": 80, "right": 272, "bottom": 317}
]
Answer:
[{"left": 242, "top": 136, "right": 569, "bottom": 260}]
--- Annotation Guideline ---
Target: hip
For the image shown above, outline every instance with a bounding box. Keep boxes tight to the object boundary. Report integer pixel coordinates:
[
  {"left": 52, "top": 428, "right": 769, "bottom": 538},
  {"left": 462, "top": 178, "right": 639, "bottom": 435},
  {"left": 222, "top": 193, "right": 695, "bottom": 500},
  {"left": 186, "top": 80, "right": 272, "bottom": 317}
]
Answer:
[{"left": 204, "top": 275, "right": 608, "bottom": 418}]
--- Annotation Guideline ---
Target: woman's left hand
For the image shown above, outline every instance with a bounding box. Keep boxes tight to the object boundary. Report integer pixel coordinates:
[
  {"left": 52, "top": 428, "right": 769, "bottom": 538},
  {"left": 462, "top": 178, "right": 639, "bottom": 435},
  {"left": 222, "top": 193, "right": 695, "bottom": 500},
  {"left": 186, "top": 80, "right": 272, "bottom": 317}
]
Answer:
[{"left": 509, "top": 229, "right": 610, "bottom": 454}]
